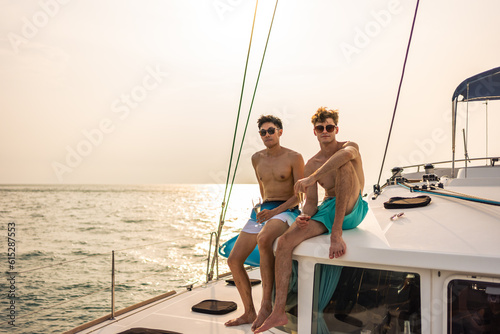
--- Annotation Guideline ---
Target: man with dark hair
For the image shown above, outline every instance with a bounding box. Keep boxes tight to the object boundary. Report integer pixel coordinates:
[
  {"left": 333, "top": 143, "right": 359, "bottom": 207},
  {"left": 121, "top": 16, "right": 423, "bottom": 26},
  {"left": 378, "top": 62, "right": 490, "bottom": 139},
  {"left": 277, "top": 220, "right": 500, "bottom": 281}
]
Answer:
[
  {"left": 225, "top": 115, "right": 304, "bottom": 329},
  {"left": 257, "top": 115, "right": 283, "bottom": 130},
  {"left": 254, "top": 107, "right": 368, "bottom": 333}
]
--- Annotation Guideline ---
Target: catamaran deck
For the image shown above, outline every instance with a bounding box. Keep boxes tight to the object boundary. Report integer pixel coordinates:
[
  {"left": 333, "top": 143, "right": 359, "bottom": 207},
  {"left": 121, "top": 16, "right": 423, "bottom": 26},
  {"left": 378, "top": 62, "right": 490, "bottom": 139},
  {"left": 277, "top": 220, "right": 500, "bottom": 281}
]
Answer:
[
  {"left": 73, "top": 167, "right": 500, "bottom": 334},
  {"left": 75, "top": 269, "right": 286, "bottom": 334}
]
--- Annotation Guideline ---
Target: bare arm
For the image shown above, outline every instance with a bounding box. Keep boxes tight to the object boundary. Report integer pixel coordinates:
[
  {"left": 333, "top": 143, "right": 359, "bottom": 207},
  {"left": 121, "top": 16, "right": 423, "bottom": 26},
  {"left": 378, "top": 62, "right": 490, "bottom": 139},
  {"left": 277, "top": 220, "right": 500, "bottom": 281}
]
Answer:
[
  {"left": 252, "top": 153, "right": 265, "bottom": 198},
  {"left": 301, "top": 163, "right": 319, "bottom": 217},
  {"left": 294, "top": 161, "right": 319, "bottom": 229},
  {"left": 294, "top": 142, "right": 359, "bottom": 194},
  {"left": 310, "top": 142, "right": 359, "bottom": 181}
]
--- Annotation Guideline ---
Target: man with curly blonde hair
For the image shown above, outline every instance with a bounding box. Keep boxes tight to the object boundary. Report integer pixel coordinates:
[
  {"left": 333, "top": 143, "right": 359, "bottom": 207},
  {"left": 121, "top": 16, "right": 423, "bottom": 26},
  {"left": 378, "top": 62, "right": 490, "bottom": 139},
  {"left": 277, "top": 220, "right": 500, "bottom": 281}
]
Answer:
[{"left": 254, "top": 107, "right": 368, "bottom": 333}]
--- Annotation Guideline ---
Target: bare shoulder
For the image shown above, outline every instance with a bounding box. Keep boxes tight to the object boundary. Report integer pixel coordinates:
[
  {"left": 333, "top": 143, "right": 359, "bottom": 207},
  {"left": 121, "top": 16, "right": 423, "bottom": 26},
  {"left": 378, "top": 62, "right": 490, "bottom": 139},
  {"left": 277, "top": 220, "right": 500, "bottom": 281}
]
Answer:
[
  {"left": 341, "top": 141, "right": 360, "bottom": 158},
  {"left": 282, "top": 147, "right": 303, "bottom": 161},
  {"left": 251, "top": 150, "right": 266, "bottom": 166},
  {"left": 304, "top": 151, "right": 322, "bottom": 176},
  {"left": 342, "top": 141, "right": 359, "bottom": 150}
]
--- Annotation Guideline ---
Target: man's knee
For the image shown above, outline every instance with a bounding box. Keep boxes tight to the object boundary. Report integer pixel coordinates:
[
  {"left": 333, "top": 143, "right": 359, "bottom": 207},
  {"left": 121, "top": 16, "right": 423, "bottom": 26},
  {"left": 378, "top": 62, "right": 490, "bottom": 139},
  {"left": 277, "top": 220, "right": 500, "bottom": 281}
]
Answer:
[
  {"left": 336, "top": 163, "right": 357, "bottom": 189},
  {"left": 338, "top": 161, "right": 355, "bottom": 179},
  {"left": 257, "top": 219, "right": 289, "bottom": 248},
  {"left": 276, "top": 232, "right": 296, "bottom": 253},
  {"left": 227, "top": 252, "right": 245, "bottom": 268},
  {"left": 256, "top": 230, "right": 278, "bottom": 249}
]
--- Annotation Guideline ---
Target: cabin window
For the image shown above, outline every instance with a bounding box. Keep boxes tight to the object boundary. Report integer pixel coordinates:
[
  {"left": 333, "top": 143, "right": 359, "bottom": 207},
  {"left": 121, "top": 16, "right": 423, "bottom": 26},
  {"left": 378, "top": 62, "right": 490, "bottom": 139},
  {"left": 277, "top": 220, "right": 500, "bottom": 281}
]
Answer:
[
  {"left": 447, "top": 279, "right": 500, "bottom": 333},
  {"left": 312, "top": 264, "right": 421, "bottom": 334}
]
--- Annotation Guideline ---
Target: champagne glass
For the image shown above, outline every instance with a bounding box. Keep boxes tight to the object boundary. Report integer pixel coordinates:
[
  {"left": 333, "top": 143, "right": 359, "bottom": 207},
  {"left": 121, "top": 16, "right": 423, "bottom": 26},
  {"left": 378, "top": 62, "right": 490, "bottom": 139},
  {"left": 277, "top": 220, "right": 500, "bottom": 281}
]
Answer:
[
  {"left": 252, "top": 197, "right": 262, "bottom": 227},
  {"left": 297, "top": 192, "right": 306, "bottom": 216}
]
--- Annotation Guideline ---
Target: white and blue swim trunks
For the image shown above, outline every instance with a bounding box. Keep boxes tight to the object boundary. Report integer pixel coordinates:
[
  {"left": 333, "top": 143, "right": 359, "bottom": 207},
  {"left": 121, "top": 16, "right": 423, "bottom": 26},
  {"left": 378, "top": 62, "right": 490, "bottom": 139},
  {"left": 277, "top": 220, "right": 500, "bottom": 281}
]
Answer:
[{"left": 241, "top": 201, "right": 300, "bottom": 234}]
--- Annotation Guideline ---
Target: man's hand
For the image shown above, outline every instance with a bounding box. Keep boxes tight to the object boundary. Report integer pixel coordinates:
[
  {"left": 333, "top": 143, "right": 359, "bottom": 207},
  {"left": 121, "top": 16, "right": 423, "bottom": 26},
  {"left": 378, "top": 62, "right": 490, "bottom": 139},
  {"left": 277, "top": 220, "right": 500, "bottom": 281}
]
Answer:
[
  {"left": 256, "top": 209, "right": 275, "bottom": 224},
  {"left": 294, "top": 176, "right": 316, "bottom": 195},
  {"left": 296, "top": 214, "right": 310, "bottom": 229}
]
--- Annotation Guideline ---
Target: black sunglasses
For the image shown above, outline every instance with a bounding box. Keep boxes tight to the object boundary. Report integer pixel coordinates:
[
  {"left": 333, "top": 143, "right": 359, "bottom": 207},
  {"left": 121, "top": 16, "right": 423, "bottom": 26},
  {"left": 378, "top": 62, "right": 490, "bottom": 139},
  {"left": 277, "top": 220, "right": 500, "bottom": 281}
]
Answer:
[
  {"left": 314, "top": 124, "right": 336, "bottom": 133},
  {"left": 259, "top": 127, "right": 279, "bottom": 136}
]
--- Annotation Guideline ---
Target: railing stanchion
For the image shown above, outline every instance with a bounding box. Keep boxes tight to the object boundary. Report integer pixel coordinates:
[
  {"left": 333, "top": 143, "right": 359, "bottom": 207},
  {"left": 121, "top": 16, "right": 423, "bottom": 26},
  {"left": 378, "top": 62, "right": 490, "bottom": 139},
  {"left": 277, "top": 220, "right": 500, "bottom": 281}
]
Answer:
[
  {"left": 111, "top": 250, "right": 115, "bottom": 319},
  {"left": 206, "top": 232, "right": 218, "bottom": 283}
]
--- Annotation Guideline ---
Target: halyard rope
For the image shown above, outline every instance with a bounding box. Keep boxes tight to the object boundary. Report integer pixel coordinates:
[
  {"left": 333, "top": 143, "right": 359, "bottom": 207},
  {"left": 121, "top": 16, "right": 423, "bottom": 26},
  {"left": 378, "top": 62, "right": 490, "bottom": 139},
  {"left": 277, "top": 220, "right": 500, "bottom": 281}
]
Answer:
[
  {"left": 375, "top": 0, "right": 420, "bottom": 193},
  {"left": 210, "top": 0, "right": 280, "bottom": 280}
]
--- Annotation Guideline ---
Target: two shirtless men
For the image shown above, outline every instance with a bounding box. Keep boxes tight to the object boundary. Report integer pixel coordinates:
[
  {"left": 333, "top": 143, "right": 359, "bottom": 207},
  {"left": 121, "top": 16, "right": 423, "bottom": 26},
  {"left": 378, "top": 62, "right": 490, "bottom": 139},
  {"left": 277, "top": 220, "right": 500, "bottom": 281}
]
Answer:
[{"left": 225, "top": 107, "right": 368, "bottom": 333}]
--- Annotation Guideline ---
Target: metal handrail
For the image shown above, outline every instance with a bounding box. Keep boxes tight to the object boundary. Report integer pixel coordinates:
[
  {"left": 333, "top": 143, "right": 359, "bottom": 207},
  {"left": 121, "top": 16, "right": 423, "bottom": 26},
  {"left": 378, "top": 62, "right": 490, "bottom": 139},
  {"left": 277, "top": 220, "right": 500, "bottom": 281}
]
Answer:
[
  {"left": 206, "top": 231, "right": 219, "bottom": 283},
  {"left": 400, "top": 156, "right": 499, "bottom": 172},
  {"left": 111, "top": 250, "right": 116, "bottom": 319},
  {"left": 0, "top": 236, "right": 197, "bottom": 329}
]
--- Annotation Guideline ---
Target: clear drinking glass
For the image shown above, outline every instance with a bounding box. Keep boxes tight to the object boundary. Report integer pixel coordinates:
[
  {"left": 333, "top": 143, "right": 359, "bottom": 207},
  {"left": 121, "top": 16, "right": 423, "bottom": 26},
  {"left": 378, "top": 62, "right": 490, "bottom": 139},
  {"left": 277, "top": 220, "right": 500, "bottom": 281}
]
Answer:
[
  {"left": 252, "top": 197, "right": 262, "bottom": 227},
  {"left": 297, "top": 192, "right": 306, "bottom": 216}
]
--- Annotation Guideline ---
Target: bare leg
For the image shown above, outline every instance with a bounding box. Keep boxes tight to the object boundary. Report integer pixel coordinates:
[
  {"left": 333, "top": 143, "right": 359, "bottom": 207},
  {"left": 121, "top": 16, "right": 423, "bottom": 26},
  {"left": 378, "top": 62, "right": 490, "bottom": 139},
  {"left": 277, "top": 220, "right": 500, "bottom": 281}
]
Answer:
[
  {"left": 330, "top": 162, "right": 361, "bottom": 259},
  {"left": 251, "top": 219, "right": 289, "bottom": 331},
  {"left": 225, "top": 232, "right": 258, "bottom": 326},
  {"left": 254, "top": 221, "right": 327, "bottom": 333}
]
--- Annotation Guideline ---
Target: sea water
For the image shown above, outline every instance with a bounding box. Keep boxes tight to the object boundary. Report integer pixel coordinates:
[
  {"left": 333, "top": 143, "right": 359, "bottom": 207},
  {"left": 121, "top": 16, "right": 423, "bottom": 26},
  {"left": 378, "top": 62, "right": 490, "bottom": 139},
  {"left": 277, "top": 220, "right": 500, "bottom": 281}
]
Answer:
[{"left": 0, "top": 184, "right": 258, "bottom": 334}]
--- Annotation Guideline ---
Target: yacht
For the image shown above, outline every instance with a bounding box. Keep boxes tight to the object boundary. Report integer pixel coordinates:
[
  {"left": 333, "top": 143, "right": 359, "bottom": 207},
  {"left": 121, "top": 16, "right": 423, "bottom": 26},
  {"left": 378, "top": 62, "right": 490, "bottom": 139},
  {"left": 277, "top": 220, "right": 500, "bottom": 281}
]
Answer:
[{"left": 67, "top": 66, "right": 500, "bottom": 334}]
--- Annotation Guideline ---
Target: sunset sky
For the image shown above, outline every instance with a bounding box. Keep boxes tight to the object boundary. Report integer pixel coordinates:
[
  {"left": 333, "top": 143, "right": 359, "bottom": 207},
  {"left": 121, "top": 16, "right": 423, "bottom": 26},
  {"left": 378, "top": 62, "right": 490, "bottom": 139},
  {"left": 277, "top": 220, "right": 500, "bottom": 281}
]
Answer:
[{"left": 1, "top": 0, "right": 499, "bottom": 186}]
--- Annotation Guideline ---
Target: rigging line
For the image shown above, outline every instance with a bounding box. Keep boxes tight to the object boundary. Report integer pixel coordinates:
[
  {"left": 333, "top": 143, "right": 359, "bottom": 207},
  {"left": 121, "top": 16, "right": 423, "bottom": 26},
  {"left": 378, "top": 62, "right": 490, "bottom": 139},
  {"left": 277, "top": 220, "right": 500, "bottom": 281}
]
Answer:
[
  {"left": 209, "top": 0, "right": 280, "bottom": 279},
  {"left": 15, "top": 237, "right": 191, "bottom": 274},
  {"left": 219, "top": 0, "right": 259, "bottom": 214},
  {"left": 398, "top": 182, "right": 500, "bottom": 206},
  {"left": 14, "top": 253, "right": 107, "bottom": 275},
  {"left": 405, "top": 182, "right": 499, "bottom": 203},
  {"left": 113, "top": 237, "right": 190, "bottom": 253},
  {"left": 211, "top": 0, "right": 259, "bottom": 281},
  {"left": 375, "top": 0, "right": 420, "bottom": 191},
  {"left": 0, "top": 285, "right": 111, "bottom": 326},
  {"left": 221, "top": 0, "right": 280, "bottom": 224}
]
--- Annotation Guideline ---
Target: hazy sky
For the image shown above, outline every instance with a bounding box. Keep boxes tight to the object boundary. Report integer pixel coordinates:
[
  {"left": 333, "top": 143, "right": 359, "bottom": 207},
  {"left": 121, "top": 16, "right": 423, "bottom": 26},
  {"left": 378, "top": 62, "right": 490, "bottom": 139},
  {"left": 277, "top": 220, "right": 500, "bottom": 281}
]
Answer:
[{"left": 1, "top": 0, "right": 499, "bottom": 185}]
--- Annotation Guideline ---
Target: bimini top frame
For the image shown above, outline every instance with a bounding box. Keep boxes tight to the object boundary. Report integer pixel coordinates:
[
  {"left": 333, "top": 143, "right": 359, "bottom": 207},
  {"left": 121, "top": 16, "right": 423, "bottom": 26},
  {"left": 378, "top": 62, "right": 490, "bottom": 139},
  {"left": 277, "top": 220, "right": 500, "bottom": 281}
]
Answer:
[{"left": 451, "top": 66, "right": 500, "bottom": 177}]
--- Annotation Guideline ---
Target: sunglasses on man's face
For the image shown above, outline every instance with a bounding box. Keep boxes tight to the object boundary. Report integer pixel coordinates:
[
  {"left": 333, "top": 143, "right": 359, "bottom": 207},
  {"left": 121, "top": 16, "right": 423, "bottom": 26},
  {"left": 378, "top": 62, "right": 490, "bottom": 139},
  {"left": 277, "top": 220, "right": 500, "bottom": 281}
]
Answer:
[
  {"left": 314, "top": 124, "right": 336, "bottom": 133},
  {"left": 259, "top": 127, "right": 279, "bottom": 136}
]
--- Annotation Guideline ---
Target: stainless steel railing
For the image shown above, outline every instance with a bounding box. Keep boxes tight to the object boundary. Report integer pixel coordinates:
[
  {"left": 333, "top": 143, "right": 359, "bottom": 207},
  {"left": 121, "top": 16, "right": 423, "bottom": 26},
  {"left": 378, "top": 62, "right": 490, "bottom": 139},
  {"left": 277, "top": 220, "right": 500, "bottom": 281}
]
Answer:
[{"left": 0, "top": 235, "right": 214, "bottom": 332}]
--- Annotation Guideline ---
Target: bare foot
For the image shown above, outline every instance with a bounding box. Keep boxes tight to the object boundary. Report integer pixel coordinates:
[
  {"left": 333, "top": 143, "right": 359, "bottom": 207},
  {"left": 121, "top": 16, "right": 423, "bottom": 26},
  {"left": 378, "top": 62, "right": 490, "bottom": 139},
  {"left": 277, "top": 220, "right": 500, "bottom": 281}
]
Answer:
[
  {"left": 251, "top": 305, "right": 271, "bottom": 331},
  {"left": 225, "top": 312, "right": 257, "bottom": 327},
  {"left": 254, "top": 311, "right": 288, "bottom": 333},
  {"left": 329, "top": 233, "right": 346, "bottom": 259}
]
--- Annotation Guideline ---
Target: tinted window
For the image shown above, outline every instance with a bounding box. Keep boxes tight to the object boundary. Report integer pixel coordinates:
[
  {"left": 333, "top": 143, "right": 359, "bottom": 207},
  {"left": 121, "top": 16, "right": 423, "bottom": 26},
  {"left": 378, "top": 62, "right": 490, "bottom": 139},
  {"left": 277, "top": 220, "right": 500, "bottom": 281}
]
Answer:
[
  {"left": 313, "top": 264, "right": 421, "bottom": 333},
  {"left": 448, "top": 279, "right": 500, "bottom": 333}
]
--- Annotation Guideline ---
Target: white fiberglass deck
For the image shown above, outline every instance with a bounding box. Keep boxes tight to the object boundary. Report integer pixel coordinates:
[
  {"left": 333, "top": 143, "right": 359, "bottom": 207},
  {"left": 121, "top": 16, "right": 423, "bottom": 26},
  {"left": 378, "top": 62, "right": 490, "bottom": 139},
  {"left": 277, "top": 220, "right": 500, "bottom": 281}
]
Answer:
[
  {"left": 295, "top": 167, "right": 500, "bottom": 276},
  {"left": 77, "top": 269, "right": 283, "bottom": 334},
  {"left": 76, "top": 167, "right": 500, "bottom": 334}
]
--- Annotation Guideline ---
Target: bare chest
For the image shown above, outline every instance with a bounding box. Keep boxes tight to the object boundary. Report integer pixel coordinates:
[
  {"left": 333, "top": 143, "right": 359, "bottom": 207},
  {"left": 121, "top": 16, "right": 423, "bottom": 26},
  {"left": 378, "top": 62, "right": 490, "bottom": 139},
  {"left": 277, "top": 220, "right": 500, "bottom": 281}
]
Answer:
[{"left": 255, "top": 158, "right": 293, "bottom": 183}]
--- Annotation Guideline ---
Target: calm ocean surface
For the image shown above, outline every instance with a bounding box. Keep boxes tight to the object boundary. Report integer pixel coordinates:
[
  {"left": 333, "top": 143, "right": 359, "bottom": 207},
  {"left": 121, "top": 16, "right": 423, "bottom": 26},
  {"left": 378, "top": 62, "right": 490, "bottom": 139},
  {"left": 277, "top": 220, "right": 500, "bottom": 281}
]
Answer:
[{"left": 0, "top": 184, "right": 259, "bottom": 334}]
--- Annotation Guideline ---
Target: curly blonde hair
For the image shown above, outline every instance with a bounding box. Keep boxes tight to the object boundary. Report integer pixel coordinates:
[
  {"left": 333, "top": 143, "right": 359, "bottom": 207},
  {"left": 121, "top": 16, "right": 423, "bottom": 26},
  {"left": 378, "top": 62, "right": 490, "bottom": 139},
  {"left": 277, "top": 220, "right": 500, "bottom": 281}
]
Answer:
[{"left": 311, "top": 107, "right": 339, "bottom": 125}]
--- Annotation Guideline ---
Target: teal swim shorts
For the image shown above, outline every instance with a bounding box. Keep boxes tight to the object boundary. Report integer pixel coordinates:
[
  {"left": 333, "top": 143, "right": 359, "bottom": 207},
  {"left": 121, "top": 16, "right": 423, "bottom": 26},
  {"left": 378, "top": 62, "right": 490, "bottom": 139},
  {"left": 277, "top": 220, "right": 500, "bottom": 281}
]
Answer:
[{"left": 311, "top": 193, "right": 368, "bottom": 233}]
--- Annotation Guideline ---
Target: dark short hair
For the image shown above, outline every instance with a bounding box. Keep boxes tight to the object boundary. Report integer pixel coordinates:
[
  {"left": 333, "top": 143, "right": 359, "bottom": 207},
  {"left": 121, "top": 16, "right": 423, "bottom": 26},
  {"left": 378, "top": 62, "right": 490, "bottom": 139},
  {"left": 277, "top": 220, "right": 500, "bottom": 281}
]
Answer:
[
  {"left": 257, "top": 115, "right": 283, "bottom": 129},
  {"left": 311, "top": 107, "right": 339, "bottom": 125}
]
